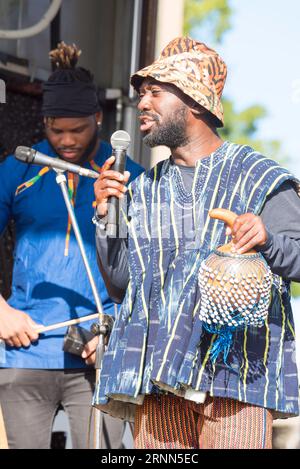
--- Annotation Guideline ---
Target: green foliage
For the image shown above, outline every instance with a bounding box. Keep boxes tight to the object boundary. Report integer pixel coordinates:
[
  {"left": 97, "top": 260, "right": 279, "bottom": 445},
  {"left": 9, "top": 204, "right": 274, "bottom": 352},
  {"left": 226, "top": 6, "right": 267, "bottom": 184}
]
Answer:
[
  {"left": 219, "top": 99, "right": 288, "bottom": 165},
  {"left": 291, "top": 282, "right": 300, "bottom": 298},
  {"left": 184, "top": 0, "right": 232, "bottom": 43},
  {"left": 183, "top": 1, "right": 288, "bottom": 162}
]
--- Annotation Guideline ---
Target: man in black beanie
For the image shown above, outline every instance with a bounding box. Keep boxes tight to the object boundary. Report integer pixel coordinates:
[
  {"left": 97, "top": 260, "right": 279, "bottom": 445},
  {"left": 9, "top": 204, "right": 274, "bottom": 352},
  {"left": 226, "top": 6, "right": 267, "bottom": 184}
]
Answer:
[{"left": 0, "top": 42, "right": 143, "bottom": 449}]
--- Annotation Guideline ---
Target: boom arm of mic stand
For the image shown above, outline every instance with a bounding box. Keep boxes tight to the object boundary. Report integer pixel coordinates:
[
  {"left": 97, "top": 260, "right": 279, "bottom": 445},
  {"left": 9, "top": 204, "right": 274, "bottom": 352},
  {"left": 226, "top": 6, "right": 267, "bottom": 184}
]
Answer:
[{"left": 54, "top": 169, "right": 108, "bottom": 449}]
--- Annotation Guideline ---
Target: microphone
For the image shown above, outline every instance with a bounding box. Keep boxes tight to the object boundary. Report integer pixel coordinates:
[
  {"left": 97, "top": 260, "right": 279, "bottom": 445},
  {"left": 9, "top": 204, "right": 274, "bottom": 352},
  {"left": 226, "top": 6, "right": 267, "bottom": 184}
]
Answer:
[
  {"left": 106, "top": 130, "right": 131, "bottom": 237},
  {"left": 14, "top": 146, "right": 100, "bottom": 179}
]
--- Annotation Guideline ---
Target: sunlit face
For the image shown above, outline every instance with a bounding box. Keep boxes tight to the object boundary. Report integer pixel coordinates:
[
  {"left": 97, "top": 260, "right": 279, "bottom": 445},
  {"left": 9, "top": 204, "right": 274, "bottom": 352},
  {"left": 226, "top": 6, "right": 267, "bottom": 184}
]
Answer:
[
  {"left": 137, "top": 78, "right": 189, "bottom": 149},
  {"left": 44, "top": 113, "right": 101, "bottom": 164}
]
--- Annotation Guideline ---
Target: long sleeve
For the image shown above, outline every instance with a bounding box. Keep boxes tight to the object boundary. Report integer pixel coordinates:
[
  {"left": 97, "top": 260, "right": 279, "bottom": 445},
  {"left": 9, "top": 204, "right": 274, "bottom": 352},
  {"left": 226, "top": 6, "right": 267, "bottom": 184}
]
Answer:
[
  {"left": 258, "top": 180, "right": 300, "bottom": 281},
  {"left": 95, "top": 224, "right": 129, "bottom": 303}
]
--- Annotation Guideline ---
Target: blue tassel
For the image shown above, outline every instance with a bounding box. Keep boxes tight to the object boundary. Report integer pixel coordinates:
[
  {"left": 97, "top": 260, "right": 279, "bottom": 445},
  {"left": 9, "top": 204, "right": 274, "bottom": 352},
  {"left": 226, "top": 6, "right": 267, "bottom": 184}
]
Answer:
[
  {"left": 204, "top": 323, "right": 236, "bottom": 369},
  {"left": 202, "top": 297, "right": 269, "bottom": 367}
]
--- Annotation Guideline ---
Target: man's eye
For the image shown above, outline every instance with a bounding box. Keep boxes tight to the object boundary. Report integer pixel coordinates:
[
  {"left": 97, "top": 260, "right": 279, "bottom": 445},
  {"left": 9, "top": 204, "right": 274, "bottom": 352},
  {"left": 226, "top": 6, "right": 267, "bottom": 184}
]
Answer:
[{"left": 138, "top": 89, "right": 162, "bottom": 99}]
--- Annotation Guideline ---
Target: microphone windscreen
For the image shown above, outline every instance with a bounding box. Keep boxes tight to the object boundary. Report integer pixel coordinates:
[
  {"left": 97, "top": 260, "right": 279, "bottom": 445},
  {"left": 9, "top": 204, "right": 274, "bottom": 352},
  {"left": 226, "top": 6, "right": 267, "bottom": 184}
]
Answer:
[
  {"left": 110, "top": 130, "right": 131, "bottom": 150},
  {"left": 15, "top": 146, "right": 33, "bottom": 163}
]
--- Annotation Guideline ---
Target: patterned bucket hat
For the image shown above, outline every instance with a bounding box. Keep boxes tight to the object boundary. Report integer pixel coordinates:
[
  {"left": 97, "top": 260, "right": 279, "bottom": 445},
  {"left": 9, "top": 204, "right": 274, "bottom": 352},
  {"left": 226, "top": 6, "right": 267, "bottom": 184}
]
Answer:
[{"left": 131, "top": 36, "right": 227, "bottom": 127}]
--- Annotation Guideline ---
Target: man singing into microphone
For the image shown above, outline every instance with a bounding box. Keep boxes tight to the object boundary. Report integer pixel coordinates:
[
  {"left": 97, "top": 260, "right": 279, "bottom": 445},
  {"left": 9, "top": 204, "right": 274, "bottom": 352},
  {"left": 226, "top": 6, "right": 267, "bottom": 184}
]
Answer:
[
  {"left": 93, "top": 37, "right": 300, "bottom": 449},
  {"left": 0, "top": 42, "right": 143, "bottom": 449}
]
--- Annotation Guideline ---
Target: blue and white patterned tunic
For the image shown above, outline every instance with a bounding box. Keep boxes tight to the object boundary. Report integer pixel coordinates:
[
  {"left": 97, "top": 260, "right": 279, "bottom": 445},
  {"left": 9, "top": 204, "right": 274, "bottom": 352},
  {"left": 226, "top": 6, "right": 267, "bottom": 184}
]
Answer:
[{"left": 94, "top": 142, "right": 300, "bottom": 416}]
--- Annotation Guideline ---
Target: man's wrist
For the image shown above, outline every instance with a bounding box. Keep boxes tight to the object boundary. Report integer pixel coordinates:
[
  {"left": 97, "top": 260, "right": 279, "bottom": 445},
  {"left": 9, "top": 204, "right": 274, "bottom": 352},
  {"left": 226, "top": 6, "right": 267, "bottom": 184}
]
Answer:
[
  {"left": 256, "top": 230, "right": 273, "bottom": 252},
  {"left": 92, "top": 210, "right": 107, "bottom": 230}
]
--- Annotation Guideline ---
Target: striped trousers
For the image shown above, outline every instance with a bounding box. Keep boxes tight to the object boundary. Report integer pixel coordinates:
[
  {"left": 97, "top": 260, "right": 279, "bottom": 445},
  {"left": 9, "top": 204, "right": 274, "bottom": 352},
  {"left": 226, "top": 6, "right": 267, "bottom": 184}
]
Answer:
[{"left": 134, "top": 395, "right": 273, "bottom": 449}]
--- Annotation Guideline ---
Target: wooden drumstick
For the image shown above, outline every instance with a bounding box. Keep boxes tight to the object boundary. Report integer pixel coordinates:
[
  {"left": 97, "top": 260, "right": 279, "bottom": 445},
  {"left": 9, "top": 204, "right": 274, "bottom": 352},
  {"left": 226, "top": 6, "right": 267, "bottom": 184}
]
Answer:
[{"left": 36, "top": 313, "right": 100, "bottom": 333}]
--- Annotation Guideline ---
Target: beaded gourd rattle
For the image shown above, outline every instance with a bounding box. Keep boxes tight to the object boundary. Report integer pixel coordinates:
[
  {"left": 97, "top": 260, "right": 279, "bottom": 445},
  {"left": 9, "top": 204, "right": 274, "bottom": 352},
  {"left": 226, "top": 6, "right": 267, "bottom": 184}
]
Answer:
[{"left": 198, "top": 208, "right": 272, "bottom": 365}]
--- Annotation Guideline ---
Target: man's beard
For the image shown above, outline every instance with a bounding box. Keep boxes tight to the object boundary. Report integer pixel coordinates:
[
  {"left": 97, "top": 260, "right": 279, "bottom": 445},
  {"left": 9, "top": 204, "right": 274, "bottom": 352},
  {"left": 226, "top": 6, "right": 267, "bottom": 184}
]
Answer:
[
  {"left": 142, "top": 105, "right": 189, "bottom": 149},
  {"left": 48, "top": 126, "right": 99, "bottom": 165}
]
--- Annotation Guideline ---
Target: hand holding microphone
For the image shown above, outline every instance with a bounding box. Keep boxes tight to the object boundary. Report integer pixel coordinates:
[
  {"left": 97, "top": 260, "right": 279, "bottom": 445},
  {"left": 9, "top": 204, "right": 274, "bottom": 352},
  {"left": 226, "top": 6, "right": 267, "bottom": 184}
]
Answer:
[
  {"left": 94, "top": 130, "right": 131, "bottom": 236},
  {"left": 15, "top": 130, "right": 131, "bottom": 237}
]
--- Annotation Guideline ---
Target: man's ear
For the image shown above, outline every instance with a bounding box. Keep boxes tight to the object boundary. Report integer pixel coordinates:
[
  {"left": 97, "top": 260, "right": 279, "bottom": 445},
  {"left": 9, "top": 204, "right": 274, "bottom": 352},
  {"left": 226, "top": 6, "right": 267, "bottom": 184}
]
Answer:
[
  {"left": 190, "top": 104, "right": 205, "bottom": 117},
  {"left": 95, "top": 111, "right": 103, "bottom": 124},
  {"left": 43, "top": 117, "right": 55, "bottom": 128},
  {"left": 43, "top": 117, "right": 51, "bottom": 130}
]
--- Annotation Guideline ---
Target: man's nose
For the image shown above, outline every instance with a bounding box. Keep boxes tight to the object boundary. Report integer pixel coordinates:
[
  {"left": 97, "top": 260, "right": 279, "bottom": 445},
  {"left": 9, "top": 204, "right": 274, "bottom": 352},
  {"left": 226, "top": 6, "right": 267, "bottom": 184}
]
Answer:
[
  {"left": 137, "top": 93, "right": 152, "bottom": 111},
  {"left": 60, "top": 133, "right": 76, "bottom": 147}
]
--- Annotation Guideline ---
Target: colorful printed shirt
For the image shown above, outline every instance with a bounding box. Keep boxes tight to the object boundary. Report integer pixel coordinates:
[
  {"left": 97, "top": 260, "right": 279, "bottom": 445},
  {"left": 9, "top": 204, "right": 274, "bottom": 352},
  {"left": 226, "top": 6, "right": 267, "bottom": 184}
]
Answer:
[{"left": 0, "top": 139, "right": 144, "bottom": 369}]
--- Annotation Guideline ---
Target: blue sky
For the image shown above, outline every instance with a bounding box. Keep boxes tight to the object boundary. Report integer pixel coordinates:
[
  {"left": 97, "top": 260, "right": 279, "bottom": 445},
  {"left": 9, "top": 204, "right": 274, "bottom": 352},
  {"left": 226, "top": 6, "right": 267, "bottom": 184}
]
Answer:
[{"left": 206, "top": 0, "right": 300, "bottom": 176}]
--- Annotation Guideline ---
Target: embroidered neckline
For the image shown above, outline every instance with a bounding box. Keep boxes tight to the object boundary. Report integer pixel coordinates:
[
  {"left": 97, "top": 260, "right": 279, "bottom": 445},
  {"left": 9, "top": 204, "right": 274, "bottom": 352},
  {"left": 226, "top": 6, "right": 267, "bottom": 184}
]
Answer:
[{"left": 164, "top": 141, "right": 230, "bottom": 206}]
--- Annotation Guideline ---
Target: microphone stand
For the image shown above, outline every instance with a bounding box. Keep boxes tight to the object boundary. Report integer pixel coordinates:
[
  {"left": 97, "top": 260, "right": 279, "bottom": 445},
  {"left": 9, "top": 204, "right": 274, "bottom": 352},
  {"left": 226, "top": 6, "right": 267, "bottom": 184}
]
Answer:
[{"left": 54, "top": 169, "right": 109, "bottom": 449}]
